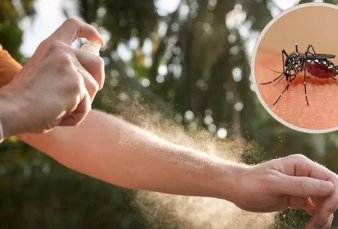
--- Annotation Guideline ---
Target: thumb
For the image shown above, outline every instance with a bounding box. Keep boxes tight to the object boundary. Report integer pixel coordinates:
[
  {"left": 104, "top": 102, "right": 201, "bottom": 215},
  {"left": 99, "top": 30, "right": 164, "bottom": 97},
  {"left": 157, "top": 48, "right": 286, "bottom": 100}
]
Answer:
[
  {"left": 278, "top": 175, "right": 334, "bottom": 198},
  {"left": 50, "top": 18, "right": 104, "bottom": 46}
]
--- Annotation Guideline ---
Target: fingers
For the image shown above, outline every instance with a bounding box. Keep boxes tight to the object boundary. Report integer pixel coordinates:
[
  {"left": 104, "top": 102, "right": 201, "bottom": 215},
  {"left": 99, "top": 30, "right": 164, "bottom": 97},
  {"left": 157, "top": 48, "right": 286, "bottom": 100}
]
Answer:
[
  {"left": 72, "top": 48, "right": 105, "bottom": 89},
  {"left": 49, "top": 18, "right": 105, "bottom": 46},
  {"left": 280, "top": 155, "right": 338, "bottom": 228},
  {"left": 304, "top": 197, "right": 316, "bottom": 215},
  {"left": 69, "top": 90, "right": 92, "bottom": 124},
  {"left": 306, "top": 213, "right": 334, "bottom": 229},
  {"left": 77, "top": 67, "right": 99, "bottom": 101},
  {"left": 49, "top": 19, "right": 105, "bottom": 90},
  {"left": 57, "top": 69, "right": 91, "bottom": 126},
  {"left": 59, "top": 90, "right": 91, "bottom": 126},
  {"left": 299, "top": 157, "right": 337, "bottom": 182},
  {"left": 286, "top": 197, "right": 310, "bottom": 210},
  {"left": 282, "top": 155, "right": 333, "bottom": 180},
  {"left": 277, "top": 174, "right": 334, "bottom": 198},
  {"left": 58, "top": 62, "right": 99, "bottom": 126},
  {"left": 310, "top": 214, "right": 334, "bottom": 229},
  {"left": 306, "top": 196, "right": 338, "bottom": 229},
  {"left": 52, "top": 20, "right": 104, "bottom": 125}
]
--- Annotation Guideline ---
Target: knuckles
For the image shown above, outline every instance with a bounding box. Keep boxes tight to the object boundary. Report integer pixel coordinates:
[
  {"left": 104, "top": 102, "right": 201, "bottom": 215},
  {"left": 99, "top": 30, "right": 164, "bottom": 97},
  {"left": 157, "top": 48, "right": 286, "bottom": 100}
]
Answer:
[
  {"left": 41, "top": 45, "right": 84, "bottom": 99},
  {"left": 62, "top": 17, "right": 82, "bottom": 29},
  {"left": 67, "top": 73, "right": 83, "bottom": 93},
  {"left": 34, "top": 22, "right": 102, "bottom": 107},
  {"left": 55, "top": 53, "right": 74, "bottom": 70},
  {"left": 286, "top": 154, "right": 310, "bottom": 164},
  {"left": 45, "top": 41, "right": 67, "bottom": 54},
  {"left": 285, "top": 154, "right": 314, "bottom": 168},
  {"left": 38, "top": 39, "right": 67, "bottom": 55},
  {"left": 296, "top": 178, "right": 308, "bottom": 192}
]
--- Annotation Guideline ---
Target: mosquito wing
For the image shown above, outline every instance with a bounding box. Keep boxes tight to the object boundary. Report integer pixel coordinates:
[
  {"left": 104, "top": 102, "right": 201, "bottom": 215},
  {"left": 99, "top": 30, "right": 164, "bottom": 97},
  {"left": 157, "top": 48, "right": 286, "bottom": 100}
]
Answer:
[{"left": 306, "top": 53, "right": 336, "bottom": 59}]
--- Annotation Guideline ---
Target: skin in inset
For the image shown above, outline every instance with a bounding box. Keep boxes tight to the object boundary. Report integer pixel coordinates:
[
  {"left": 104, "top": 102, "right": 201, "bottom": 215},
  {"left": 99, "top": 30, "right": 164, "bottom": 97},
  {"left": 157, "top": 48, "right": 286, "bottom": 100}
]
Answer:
[{"left": 253, "top": 3, "right": 338, "bottom": 132}]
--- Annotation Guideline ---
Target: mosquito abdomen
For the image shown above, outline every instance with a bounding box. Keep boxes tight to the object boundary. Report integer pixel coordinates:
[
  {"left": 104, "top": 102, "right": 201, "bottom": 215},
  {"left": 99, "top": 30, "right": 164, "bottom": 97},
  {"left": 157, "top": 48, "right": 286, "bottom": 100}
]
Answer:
[{"left": 306, "top": 61, "right": 335, "bottom": 78}]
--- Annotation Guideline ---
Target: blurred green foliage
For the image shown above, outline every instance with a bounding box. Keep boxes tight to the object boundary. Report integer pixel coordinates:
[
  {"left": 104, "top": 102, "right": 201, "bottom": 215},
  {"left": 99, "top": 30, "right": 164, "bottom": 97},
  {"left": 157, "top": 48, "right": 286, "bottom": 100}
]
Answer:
[
  {"left": 0, "top": 141, "right": 146, "bottom": 229},
  {"left": 2, "top": 0, "right": 338, "bottom": 228},
  {"left": 0, "top": 0, "right": 35, "bottom": 61}
]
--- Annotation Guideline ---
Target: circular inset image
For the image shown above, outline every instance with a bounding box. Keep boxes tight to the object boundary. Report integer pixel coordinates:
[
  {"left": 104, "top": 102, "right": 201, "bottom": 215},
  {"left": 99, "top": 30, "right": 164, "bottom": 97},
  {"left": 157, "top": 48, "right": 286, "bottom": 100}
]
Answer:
[{"left": 252, "top": 3, "right": 338, "bottom": 133}]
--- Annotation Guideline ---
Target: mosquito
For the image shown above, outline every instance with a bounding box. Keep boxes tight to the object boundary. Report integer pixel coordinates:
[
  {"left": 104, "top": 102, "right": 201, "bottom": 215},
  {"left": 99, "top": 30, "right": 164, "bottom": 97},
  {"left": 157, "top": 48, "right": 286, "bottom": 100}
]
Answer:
[{"left": 261, "top": 44, "right": 337, "bottom": 106}]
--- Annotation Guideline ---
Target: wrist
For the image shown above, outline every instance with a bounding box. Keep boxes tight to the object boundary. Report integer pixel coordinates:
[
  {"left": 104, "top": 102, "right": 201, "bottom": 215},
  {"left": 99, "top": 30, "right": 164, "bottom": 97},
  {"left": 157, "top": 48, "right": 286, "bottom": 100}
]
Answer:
[
  {"left": 200, "top": 158, "right": 248, "bottom": 201},
  {"left": 220, "top": 164, "right": 250, "bottom": 204},
  {"left": 0, "top": 84, "right": 27, "bottom": 137}
]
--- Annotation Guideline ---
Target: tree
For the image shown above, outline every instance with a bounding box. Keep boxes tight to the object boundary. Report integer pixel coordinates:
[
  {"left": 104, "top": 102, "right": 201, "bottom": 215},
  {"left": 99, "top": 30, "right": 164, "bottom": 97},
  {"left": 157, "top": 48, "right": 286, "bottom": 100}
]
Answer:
[{"left": 2, "top": 0, "right": 338, "bottom": 228}]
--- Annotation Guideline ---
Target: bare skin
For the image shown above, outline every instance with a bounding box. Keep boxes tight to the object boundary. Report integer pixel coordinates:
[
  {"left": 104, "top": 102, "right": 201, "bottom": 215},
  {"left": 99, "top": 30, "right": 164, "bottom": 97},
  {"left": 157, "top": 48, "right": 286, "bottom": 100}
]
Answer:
[
  {"left": 19, "top": 111, "right": 338, "bottom": 229},
  {"left": 255, "top": 48, "right": 338, "bottom": 130},
  {"left": 0, "top": 19, "right": 337, "bottom": 229},
  {"left": 0, "top": 18, "right": 105, "bottom": 137}
]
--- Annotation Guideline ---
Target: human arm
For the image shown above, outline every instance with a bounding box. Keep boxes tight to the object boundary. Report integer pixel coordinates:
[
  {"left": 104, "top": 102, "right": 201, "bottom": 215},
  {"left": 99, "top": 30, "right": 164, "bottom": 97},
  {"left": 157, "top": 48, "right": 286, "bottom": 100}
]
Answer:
[
  {"left": 19, "top": 110, "right": 338, "bottom": 229},
  {"left": 19, "top": 110, "right": 237, "bottom": 198},
  {"left": 1, "top": 17, "right": 336, "bottom": 229},
  {"left": 0, "top": 18, "right": 105, "bottom": 138}
]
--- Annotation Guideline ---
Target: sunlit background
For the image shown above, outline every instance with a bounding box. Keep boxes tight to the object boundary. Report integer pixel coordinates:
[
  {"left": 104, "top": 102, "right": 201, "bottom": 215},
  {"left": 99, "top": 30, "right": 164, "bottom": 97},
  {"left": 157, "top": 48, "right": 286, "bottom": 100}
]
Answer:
[{"left": 1, "top": 0, "right": 338, "bottom": 228}]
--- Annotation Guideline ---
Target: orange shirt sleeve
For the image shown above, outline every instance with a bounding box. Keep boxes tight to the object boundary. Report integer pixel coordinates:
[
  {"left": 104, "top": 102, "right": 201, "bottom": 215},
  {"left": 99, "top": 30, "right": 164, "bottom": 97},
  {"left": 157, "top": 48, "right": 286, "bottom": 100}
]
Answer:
[{"left": 0, "top": 45, "right": 22, "bottom": 87}]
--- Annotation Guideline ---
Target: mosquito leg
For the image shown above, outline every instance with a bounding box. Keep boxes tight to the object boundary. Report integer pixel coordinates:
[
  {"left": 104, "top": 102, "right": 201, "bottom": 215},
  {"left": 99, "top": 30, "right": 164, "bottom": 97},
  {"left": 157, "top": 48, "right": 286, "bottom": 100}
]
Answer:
[
  {"left": 303, "top": 62, "right": 309, "bottom": 106},
  {"left": 273, "top": 74, "right": 296, "bottom": 106},
  {"left": 282, "top": 49, "right": 288, "bottom": 60},
  {"left": 304, "top": 45, "right": 316, "bottom": 62},
  {"left": 295, "top": 43, "right": 298, "bottom": 52},
  {"left": 281, "top": 49, "right": 289, "bottom": 83},
  {"left": 261, "top": 50, "right": 288, "bottom": 85},
  {"left": 282, "top": 49, "right": 288, "bottom": 56},
  {"left": 305, "top": 45, "right": 310, "bottom": 53},
  {"left": 260, "top": 73, "right": 284, "bottom": 85},
  {"left": 273, "top": 74, "right": 285, "bottom": 87},
  {"left": 309, "top": 44, "right": 316, "bottom": 54},
  {"left": 265, "top": 66, "right": 283, "bottom": 74},
  {"left": 282, "top": 49, "right": 288, "bottom": 73},
  {"left": 305, "top": 44, "right": 316, "bottom": 55}
]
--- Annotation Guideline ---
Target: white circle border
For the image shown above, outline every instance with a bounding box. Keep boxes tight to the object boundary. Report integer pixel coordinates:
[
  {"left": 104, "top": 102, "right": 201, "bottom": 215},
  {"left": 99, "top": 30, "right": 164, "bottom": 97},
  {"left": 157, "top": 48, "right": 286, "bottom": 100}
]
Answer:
[{"left": 251, "top": 2, "right": 338, "bottom": 134}]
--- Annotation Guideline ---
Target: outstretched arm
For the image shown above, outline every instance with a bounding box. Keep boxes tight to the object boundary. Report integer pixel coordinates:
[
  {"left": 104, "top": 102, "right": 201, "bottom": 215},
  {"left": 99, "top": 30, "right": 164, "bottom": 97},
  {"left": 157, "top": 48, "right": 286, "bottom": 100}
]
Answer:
[
  {"left": 19, "top": 110, "right": 338, "bottom": 229},
  {"left": 19, "top": 110, "right": 238, "bottom": 199},
  {"left": 1, "top": 18, "right": 336, "bottom": 228}
]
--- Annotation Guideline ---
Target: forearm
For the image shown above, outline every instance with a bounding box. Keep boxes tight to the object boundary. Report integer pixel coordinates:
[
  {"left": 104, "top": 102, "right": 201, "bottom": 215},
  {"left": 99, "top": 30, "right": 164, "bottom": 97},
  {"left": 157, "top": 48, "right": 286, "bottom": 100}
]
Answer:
[{"left": 19, "top": 110, "right": 243, "bottom": 200}]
